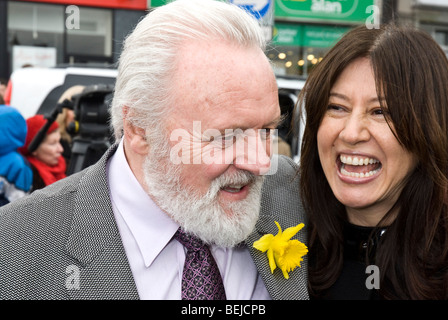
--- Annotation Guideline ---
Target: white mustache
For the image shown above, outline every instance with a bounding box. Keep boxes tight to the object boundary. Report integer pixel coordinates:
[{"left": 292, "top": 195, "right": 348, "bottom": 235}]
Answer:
[
  {"left": 218, "top": 170, "right": 256, "bottom": 188},
  {"left": 206, "top": 170, "right": 259, "bottom": 199}
]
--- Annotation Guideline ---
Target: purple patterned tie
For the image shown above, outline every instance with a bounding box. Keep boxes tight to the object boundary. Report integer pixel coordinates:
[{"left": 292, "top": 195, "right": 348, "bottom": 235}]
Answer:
[{"left": 174, "top": 228, "right": 227, "bottom": 300}]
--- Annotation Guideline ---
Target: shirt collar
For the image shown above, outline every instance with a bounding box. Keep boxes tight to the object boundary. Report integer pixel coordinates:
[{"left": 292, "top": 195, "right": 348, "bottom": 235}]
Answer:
[{"left": 108, "top": 139, "right": 179, "bottom": 267}]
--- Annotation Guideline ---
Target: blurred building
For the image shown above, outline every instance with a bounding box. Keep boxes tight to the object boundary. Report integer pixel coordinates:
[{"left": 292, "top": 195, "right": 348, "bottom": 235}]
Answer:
[
  {"left": 271, "top": 0, "right": 448, "bottom": 76},
  {"left": 1, "top": 0, "right": 448, "bottom": 81},
  {"left": 0, "top": 0, "right": 148, "bottom": 79},
  {"left": 149, "top": 0, "right": 377, "bottom": 78},
  {"left": 398, "top": 0, "right": 448, "bottom": 56},
  {"left": 268, "top": 0, "right": 376, "bottom": 77}
]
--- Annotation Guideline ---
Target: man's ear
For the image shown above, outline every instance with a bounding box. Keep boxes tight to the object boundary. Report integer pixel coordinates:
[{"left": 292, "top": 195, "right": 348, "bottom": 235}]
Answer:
[{"left": 123, "top": 107, "right": 149, "bottom": 155}]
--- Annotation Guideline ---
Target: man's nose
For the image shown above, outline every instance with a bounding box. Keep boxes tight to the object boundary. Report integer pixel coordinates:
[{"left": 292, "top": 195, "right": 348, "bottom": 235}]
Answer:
[{"left": 233, "top": 133, "right": 272, "bottom": 176}]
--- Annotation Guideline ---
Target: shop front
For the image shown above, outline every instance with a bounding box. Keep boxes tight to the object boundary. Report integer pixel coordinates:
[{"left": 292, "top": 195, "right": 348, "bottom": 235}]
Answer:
[
  {"left": 150, "top": 0, "right": 378, "bottom": 78},
  {"left": 0, "top": 0, "right": 148, "bottom": 79},
  {"left": 268, "top": 23, "right": 350, "bottom": 76},
  {"left": 412, "top": 0, "right": 448, "bottom": 56},
  {"left": 270, "top": 0, "right": 375, "bottom": 77},
  {"left": 0, "top": 0, "right": 377, "bottom": 80}
]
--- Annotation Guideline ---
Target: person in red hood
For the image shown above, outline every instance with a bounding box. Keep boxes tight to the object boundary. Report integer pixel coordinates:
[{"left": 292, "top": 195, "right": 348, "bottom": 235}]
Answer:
[
  {"left": 19, "top": 115, "right": 66, "bottom": 191},
  {"left": 0, "top": 105, "right": 32, "bottom": 206}
]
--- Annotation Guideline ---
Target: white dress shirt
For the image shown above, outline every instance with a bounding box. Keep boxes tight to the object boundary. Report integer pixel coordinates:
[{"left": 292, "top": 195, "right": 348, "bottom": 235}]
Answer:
[{"left": 106, "top": 139, "right": 271, "bottom": 300}]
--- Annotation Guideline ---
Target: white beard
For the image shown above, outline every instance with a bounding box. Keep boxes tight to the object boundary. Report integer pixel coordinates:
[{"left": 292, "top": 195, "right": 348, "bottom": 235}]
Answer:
[{"left": 142, "top": 149, "right": 264, "bottom": 248}]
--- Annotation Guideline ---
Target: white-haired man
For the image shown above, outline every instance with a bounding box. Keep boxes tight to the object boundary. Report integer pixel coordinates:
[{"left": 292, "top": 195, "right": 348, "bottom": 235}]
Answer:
[{"left": 0, "top": 0, "right": 307, "bottom": 300}]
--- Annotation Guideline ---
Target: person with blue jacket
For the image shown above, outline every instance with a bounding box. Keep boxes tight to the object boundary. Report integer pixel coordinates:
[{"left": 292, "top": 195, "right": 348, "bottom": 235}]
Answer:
[{"left": 0, "top": 105, "right": 32, "bottom": 206}]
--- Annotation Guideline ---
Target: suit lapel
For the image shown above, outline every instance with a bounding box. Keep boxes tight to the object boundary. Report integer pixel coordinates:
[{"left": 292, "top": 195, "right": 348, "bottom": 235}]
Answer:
[
  {"left": 65, "top": 145, "right": 139, "bottom": 299},
  {"left": 246, "top": 156, "right": 309, "bottom": 300}
]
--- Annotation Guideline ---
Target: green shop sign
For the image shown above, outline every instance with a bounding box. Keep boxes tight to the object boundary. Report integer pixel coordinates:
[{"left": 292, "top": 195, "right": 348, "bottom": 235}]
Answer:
[
  {"left": 272, "top": 23, "right": 350, "bottom": 47},
  {"left": 150, "top": 0, "right": 167, "bottom": 7},
  {"left": 275, "top": 0, "right": 374, "bottom": 23}
]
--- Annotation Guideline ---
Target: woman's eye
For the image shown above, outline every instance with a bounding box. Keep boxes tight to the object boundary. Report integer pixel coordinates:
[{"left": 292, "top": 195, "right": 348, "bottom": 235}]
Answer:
[
  {"left": 327, "top": 104, "right": 344, "bottom": 112},
  {"left": 214, "top": 134, "right": 235, "bottom": 147},
  {"left": 372, "top": 108, "right": 391, "bottom": 119},
  {"left": 373, "top": 108, "right": 383, "bottom": 115}
]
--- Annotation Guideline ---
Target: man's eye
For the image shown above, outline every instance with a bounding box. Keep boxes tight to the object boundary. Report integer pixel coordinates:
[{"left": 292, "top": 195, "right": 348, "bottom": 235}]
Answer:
[
  {"left": 202, "top": 135, "right": 214, "bottom": 142},
  {"left": 207, "top": 134, "right": 235, "bottom": 147},
  {"left": 221, "top": 134, "right": 236, "bottom": 146},
  {"left": 222, "top": 135, "right": 234, "bottom": 141}
]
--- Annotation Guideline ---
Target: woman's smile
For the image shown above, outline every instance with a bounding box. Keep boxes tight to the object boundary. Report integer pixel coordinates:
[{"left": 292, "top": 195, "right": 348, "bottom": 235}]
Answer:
[{"left": 336, "top": 153, "right": 382, "bottom": 183}]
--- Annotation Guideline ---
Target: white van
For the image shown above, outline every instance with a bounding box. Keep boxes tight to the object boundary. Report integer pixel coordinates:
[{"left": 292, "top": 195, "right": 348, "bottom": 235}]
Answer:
[{"left": 6, "top": 67, "right": 117, "bottom": 119}]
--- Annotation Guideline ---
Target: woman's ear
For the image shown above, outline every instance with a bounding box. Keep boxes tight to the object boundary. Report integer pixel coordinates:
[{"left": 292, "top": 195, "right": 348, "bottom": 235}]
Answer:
[{"left": 123, "top": 107, "right": 149, "bottom": 156}]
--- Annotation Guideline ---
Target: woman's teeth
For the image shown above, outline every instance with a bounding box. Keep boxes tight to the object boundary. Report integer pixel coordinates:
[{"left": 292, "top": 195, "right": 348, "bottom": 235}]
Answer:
[
  {"left": 340, "top": 155, "right": 381, "bottom": 178},
  {"left": 340, "top": 167, "right": 381, "bottom": 178},
  {"left": 340, "top": 155, "right": 379, "bottom": 166}
]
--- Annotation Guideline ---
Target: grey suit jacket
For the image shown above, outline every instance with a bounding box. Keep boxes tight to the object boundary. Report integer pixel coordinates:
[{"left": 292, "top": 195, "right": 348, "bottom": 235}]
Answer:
[{"left": 0, "top": 145, "right": 308, "bottom": 300}]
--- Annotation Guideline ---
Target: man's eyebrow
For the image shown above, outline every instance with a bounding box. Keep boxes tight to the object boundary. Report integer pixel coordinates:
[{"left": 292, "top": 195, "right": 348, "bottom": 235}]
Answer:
[
  {"left": 214, "top": 114, "right": 287, "bottom": 134},
  {"left": 329, "top": 92, "right": 386, "bottom": 104}
]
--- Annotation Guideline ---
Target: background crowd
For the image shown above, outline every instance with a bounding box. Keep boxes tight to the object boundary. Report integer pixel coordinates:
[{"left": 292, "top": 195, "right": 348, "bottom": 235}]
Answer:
[{"left": 0, "top": 85, "right": 76, "bottom": 206}]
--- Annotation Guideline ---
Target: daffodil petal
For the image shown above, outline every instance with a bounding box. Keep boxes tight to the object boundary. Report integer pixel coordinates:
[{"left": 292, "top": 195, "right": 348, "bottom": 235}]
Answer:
[
  {"left": 267, "top": 249, "right": 276, "bottom": 273},
  {"left": 274, "top": 221, "right": 283, "bottom": 235},
  {"left": 276, "top": 240, "right": 308, "bottom": 275},
  {"left": 282, "top": 268, "right": 290, "bottom": 279},
  {"left": 253, "top": 234, "right": 275, "bottom": 252},
  {"left": 282, "top": 223, "right": 305, "bottom": 241}
]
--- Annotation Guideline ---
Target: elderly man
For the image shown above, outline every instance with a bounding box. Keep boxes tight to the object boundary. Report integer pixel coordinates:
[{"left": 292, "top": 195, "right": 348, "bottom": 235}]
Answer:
[{"left": 0, "top": 0, "right": 307, "bottom": 300}]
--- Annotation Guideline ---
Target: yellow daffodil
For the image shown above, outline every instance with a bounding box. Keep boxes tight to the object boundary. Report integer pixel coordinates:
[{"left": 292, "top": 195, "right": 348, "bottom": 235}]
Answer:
[{"left": 253, "top": 221, "right": 308, "bottom": 279}]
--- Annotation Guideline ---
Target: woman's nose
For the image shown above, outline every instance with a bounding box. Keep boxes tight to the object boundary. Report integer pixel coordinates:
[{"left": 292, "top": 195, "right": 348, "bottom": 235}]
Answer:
[{"left": 339, "top": 114, "right": 370, "bottom": 145}]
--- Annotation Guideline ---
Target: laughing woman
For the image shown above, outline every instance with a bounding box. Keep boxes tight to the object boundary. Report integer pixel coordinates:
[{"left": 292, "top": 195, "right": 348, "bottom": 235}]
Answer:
[{"left": 298, "top": 24, "right": 448, "bottom": 300}]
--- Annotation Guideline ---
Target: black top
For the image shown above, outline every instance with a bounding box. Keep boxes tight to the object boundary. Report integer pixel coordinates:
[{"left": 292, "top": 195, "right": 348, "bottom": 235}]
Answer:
[{"left": 319, "top": 223, "right": 386, "bottom": 300}]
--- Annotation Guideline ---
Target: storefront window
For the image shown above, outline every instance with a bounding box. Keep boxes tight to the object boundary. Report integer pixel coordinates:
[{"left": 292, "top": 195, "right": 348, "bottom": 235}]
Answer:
[
  {"left": 7, "top": 1, "right": 113, "bottom": 70},
  {"left": 267, "top": 45, "right": 327, "bottom": 77},
  {"left": 435, "top": 30, "right": 448, "bottom": 46},
  {"left": 268, "top": 23, "right": 351, "bottom": 77},
  {"left": 8, "top": 2, "right": 64, "bottom": 70},
  {"left": 66, "top": 7, "right": 113, "bottom": 62},
  {"left": 420, "top": 24, "right": 448, "bottom": 57}
]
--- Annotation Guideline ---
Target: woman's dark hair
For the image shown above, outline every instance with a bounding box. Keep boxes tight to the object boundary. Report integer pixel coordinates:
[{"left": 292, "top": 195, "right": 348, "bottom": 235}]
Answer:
[{"left": 298, "top": 23, "right": 448, "bottom": 299}]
